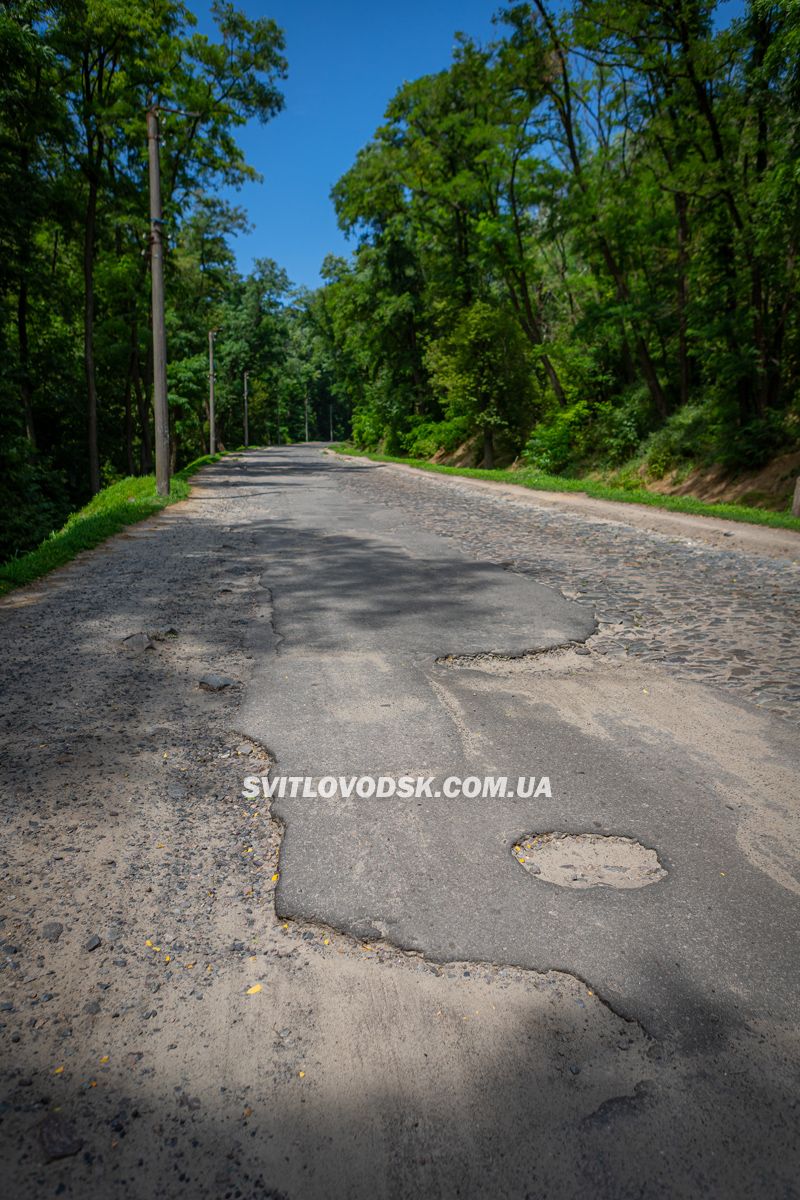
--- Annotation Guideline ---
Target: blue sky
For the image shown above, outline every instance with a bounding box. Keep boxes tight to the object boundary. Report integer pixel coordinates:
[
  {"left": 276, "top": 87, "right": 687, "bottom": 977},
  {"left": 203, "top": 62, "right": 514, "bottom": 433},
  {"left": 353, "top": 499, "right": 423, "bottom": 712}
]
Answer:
[
  {"left": 191, "top": 0, "right": 745, "bottom": 291},
  {"left": 190, "top": 1, "right": 514, "bottom": 288}
]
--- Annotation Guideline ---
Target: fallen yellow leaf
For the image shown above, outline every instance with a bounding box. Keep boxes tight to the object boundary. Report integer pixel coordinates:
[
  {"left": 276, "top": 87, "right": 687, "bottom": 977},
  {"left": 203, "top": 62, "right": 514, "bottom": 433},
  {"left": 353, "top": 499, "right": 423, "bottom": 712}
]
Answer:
[
  {"left": 53, "top": 1066, "right": 64, "bottom": 1075},
  {"left": 99, "top": 1055, "right": 110, "bottom": 1064},
  {"left": 298, "top": 1071, "right": 305, "bottom": 1079},
  {"left": 272, "top": 873, "right": 279, "bottom": 883},
  {"left": 145, "top": 939, "right": 153, "bottom": 947},
  {"left": 245, "top": 983, "right": 262, "bottom": 995}
]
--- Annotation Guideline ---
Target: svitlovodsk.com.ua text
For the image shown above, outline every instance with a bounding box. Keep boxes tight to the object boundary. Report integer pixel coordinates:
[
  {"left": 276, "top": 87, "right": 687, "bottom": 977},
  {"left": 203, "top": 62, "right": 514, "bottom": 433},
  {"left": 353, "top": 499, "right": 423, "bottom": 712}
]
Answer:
[{"left": 242, "top": 775, "right": 553, "bottom": 800}]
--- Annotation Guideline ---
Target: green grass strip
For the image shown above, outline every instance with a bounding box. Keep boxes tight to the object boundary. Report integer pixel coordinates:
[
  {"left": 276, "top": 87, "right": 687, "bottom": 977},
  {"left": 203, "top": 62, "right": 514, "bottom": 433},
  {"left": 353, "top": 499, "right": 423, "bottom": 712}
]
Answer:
[
  {"left": 0, "top": 452, "right": 227, "bottom": 596},
  {"left": 332, "top": 446, "right": 800, "bottom": 534}
]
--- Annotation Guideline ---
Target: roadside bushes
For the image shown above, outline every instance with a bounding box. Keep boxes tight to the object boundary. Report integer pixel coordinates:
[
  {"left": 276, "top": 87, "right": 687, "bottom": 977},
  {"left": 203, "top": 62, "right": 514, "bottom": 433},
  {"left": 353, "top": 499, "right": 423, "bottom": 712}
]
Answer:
[
  {"left": 401, "top": 416, "right": 471, "bottom": 459},
  {"left": 644, "top": 404, "right": 712, "bottom": 477},
  {"left": 521, "top": 402, "right": 588, "bottom": 473},
  {"left": 590, "top": 392, "right": 650, "bottom": 466},
  {"left": 642, "top": 401, "right": 792, "bottom": 477},
  {"left": 351, "top": 407, "right": 387, "bottom": 450},
  {"left": 522, "top": 386, "right": 666, "bottom": 475}
]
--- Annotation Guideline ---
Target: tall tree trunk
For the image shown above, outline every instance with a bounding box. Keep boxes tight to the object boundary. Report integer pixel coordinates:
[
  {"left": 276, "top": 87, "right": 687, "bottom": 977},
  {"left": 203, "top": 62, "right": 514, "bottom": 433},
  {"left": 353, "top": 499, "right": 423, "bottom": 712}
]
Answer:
[
  {"left": 15, "top": 140, "right": 36, "bottom": 448},
  {"left": 125, "top": 320, "right": 136, "bottom": 474},
  {"left": 750, "top": 10, "right": 773, "bottom": 416},
  {"left": 17, "top": 278, "right": 36, "bottom": 447},
  {"left": 503, "top": 271, "right": 567, "bottom": 405},
  {"left": 532, "top": 0, "right": 667, "bottom": 417},
  {"left": 532, "top": 0, "right": 668, "bottom": 417},
  {"left": 169, "top": 409, "right": 177, "bottom": 478},
  {"left": 598, "top": 239, "right": 669, "bottom": 419},
  {"left": 84, "top": 172, "right": 101, "bottom": 493},
  {"left": 675, "top": 192, "right": 691, "bottom": 408},
  {"left": 483, "top": 426, "right": 494, "bottom": 469},
  {"left": 132, "top": 344, "right": 153, "bottom": 474},
  {"left": 124, "top": 377, "right": 134, "bottom": 477},
  {"left": 673, "top": 11, "right": 763, "bottom": 424},
  {"left": 620, "top": 326, "right": 636, "bottom": 385},
  {"left": 506, "top": 165, "right": 567, "bottom": 405},
  {"left": 124, "top": 386, "right": 134, "bottom": 475},
  {"left": 519, "top": 281, "right": 566, "bottom": 405},
  {"left": 541, "top": 354, "right": 566, "bottom": 407}
]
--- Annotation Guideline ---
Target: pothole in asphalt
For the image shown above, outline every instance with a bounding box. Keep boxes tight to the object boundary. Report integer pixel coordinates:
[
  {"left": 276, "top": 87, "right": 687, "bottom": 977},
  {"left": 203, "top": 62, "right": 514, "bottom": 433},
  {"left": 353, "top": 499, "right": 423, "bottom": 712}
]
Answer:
[
  {"left": 434, "top": 646, "right": 595, "bottom": 674},
  {"left": 513, "top": 833, "right": 666, "bottom": 889}
]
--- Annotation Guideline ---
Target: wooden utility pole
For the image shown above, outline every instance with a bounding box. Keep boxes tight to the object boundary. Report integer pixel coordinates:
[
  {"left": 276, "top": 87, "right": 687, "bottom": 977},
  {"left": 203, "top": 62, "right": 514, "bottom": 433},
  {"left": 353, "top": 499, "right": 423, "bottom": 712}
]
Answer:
[
  {"left": 208, "top": 329, "right": 217, "bottom": 454},
  {"left": 146, "top": 105, "right": 170, "bottom": 497},
  {"left": 243, "top": 370, "right": 249, "bottom": 448}
]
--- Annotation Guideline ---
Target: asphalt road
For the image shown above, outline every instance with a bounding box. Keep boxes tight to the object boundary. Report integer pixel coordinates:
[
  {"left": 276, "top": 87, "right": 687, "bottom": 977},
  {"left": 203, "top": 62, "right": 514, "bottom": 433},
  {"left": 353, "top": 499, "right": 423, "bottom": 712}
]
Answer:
[{"left": 1, "top": 445, "right": 799, "bottom": 1200}]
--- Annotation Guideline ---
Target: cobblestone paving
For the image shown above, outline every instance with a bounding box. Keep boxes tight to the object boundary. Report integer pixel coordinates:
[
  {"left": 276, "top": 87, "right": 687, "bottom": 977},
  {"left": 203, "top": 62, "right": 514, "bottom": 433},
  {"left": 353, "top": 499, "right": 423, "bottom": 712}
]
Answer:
[{"left": 336, "top": 463, "right": 800, "bottom": 724}]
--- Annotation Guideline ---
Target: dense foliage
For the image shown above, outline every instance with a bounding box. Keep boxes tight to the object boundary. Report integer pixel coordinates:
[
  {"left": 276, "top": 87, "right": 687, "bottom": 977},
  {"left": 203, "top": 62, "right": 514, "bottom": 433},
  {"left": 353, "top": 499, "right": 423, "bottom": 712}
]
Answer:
[
  {"left": 312, "top": 0, "right": 800, "bottom": 482},
  {"left": 0, "top": 0, "right": 335, "bottom": 560}
]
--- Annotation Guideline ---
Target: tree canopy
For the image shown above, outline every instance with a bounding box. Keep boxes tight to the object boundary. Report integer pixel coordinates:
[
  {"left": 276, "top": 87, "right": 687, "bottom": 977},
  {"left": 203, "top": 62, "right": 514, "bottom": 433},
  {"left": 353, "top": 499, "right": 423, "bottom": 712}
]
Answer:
[{"left": 315, "top": 0, "right": 800, "bottom": 478}]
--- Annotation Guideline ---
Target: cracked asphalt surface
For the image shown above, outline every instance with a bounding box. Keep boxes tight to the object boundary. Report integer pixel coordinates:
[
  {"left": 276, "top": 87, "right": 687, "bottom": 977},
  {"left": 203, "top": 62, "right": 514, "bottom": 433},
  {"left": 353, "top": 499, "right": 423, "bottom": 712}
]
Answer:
[{"left": 1, "top": 445, "right": 799, "bottom": 1200}]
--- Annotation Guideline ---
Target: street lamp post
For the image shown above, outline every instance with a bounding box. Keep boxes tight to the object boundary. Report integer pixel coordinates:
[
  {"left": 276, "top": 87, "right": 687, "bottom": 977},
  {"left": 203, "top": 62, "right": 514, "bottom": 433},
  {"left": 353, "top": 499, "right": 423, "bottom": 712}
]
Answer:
[
  {"left": 243, "top": 370, "right": 249, "bottom": 449},
  {"left": 145, "top": 100, "right": 199, "bottom": 493},
  {"left": 146, "top": 105, "right": 170, "bottom": 497},
  {"left": 208, "top": 329, "right": 218, "bottom": 455}
]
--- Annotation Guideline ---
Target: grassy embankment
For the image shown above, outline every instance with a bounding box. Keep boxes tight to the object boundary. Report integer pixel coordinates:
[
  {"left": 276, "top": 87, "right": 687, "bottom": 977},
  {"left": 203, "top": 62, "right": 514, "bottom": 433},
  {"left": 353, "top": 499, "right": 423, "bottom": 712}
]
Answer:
[
  {"left": 333, "top": 447, "right": 800, "bottom": 533},
  {"left": 0, "top": 452, "right": 230, "bottom": 596}
]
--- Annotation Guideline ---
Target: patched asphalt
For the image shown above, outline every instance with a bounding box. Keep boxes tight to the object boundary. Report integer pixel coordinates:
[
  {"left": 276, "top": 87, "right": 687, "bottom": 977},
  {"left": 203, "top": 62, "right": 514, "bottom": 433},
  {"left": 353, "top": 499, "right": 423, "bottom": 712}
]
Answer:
[{"left": 241, "top": 448, "right": 800, "bottom": 1046}]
